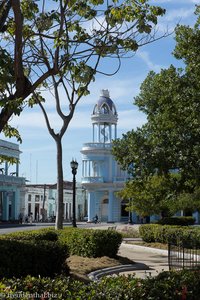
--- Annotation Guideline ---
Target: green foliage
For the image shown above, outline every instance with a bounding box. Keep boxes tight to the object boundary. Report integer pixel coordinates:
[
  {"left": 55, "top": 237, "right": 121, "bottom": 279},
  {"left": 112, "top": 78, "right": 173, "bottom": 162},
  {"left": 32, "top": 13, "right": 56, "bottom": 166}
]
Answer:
[
  {"left": 0, "top": 239, "right": 69, "bottom": 278},
  {"left": 118, "top": 174, "right": 179, "bottom": 217},
  {"left": 112, "top": 8, "right": 200, "bottom": 216},
  {"left": 176, "top": 187, "right": 200, "bottom": 213},
  {"left": 1, "top": 270, "right": 200, "bottom": 299},
  {"left": 139, "top": 224, "right": 200, "bottom": 248},
  {"left": 58, "top": 227, "right": 122, "bottom": 258},
  {"left": 0, "top": 48, "right": 14, "bottom": 93},
  {"left": 4, "top": 228, "right": 58, "bottom": 241},
  {"left": 157, "top": 216, "right": 196, "bottom": 226},
  {"left": 139, "top": 224, "right": 159, "bottom": 242},
  {"left": 1, "top": 124, "right": 22, "bottom": 143},
  {"left": 0, "top": 0, "right": 166, "bottom": 138}
]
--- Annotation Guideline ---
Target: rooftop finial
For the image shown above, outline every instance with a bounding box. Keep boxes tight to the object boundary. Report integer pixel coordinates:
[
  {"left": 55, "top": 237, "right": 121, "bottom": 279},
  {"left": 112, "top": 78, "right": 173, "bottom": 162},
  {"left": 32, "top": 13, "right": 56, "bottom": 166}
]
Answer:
[{"left": 100, "top": 89, "right": 110, "bottom": 98}]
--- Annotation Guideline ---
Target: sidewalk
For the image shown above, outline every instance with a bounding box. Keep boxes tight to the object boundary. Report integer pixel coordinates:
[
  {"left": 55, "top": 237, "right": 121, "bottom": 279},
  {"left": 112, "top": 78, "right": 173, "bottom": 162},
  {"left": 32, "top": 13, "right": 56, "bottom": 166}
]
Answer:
[
  {"left": 118, "top": 242, "right": 169, "bottom": 278},
  {"left": 89, "top": 238, "right": 169, "bottom": 280},
  {"left": 88, "top": 223, "right": 169, "bottom": 279}
]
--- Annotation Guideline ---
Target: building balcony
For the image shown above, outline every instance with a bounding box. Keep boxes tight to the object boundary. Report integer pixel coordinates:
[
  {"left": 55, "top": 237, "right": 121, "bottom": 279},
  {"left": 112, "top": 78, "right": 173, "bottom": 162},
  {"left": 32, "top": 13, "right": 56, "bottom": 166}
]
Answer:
[
  {"left": 82, "top": 143, "right": 112, "bottom": 151},
  {"left": 82, "top": 176, "right": 104, "bottom": 184},
  {"left": 0, "top": 174, "right": 26, "bottom": 186},
  {"left": 113, "top": 177, "right": 127, "bottom": 182}
]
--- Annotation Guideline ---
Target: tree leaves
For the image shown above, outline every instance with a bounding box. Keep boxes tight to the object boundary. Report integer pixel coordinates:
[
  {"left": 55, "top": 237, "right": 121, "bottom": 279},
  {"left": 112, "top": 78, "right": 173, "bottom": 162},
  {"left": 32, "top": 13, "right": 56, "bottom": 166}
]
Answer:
[{"left": 113, "top": 8, "right": 200, "bottom": 217}]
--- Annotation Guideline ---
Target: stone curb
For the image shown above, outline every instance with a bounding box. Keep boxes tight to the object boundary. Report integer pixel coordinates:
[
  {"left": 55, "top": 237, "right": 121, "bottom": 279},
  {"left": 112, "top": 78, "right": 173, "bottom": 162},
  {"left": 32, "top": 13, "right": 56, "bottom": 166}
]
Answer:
[
  {"left": 88, "top": 262, "right": 149, "bottom": 281},
  {"left": 121, "top": 242, "right": 169, "bottom": 256},
  {"left": 88, "top": 243, "right": 169, "bottom": 281}
]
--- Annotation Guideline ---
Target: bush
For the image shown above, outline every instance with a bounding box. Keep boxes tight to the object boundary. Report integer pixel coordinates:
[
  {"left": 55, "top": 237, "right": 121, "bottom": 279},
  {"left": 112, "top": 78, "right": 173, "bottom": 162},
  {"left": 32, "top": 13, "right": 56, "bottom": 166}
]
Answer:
[
  {"left": 0, "top": 239, "right": 69, "bottom": 278},
  {"left": 4, "top": 228, "right": 58, "bottom": 241},
  {"left": 1, "top": 270, "right": 200, "bottom": 299},
  {"left": 139, "top": 224, "right": 200, "bottom": 248},
  {"left": 157, "top": 216, "right": 196, "bottom": 226},
  {"left": 59, "top": 228, "right": 122, "bottom": 258},
  {"left": 139, "top": 224, "right": 159, "bottom": 243}
]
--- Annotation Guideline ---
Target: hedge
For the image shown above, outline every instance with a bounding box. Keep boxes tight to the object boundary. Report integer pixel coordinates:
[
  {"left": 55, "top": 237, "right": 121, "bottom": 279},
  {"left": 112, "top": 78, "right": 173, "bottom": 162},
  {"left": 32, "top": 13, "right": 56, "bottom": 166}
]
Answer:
[
  {"left": 1, "top": 270, "right": 200, "bottom": 299},
  {"left": 157, "top": 216, "right": 195, "bottom": 226},
  {"left": 3, "top": 228, "right": 58, "bottom": 241},
  {"left": 0, "top": 239, "right": 69, "bottom": 278},
  {"left": 58, "top": 228, "right": 122, "bottom": 258},
  {"left": 139, "top": 224, "right": 200, "bottom": 247}
]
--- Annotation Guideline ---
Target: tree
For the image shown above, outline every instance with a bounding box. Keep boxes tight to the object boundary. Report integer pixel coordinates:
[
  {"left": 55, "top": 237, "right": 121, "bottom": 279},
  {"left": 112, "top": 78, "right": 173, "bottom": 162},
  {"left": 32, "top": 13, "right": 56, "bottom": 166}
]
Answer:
[
  {"left": 176, "top": 187, "right": 200, "bottom": 215},
  {"left": 118, "top": 174, "right": 179, "bottom": 218},
  {"left": 0, "top": 0, "right": 166, "bottom": 229},
  {"left": 113, "top": 6, "right": 200, "bottom": 216}
]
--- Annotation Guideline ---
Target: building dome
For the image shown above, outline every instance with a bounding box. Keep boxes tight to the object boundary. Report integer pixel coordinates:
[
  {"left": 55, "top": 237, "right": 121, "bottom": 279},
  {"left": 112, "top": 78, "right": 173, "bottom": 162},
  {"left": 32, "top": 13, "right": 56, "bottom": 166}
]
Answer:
[{"left": 93, "top": 90, "right": 117, "bottom": 116}]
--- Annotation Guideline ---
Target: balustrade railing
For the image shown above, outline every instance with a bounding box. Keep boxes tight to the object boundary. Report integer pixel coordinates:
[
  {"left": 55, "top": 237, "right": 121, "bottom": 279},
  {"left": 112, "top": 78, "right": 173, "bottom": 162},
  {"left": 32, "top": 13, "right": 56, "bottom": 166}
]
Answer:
[
  {"left": 0, "top": 174, "right": 25, "bottom": 185},
  {"left": 82, "top": 143, "right": 112, "bottom": 149},
  {"left": 82, "top": 176, "right": 104, "bottom": 183}
]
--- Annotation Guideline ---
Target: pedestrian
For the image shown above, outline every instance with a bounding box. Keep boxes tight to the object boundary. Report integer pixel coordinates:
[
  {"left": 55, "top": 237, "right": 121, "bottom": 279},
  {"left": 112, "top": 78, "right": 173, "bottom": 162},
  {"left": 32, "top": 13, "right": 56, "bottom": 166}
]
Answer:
[
  {"left": 94, "top": 214, "right": 98, "bottom": 224},
  {"left": 29, "top": 213, "right": 33, "bottom": 225},
  {"left": 18, "top": 213, "right": 23, "bottom": 224}
]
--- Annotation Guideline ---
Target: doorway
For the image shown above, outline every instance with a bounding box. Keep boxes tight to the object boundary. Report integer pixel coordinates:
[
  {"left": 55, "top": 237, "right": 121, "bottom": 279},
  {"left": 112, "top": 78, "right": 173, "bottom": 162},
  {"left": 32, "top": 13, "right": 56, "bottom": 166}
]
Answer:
[{"left": 101, "top": 198, "right": 108, "bottom": 222}]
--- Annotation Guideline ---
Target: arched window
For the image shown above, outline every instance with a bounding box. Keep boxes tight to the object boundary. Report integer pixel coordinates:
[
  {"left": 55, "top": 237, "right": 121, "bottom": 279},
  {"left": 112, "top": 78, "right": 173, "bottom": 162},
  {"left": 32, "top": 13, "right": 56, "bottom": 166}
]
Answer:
[
  {"left": 102, "top": 198, "right": 108, "bottom": 204},
  {"left": 100, "top": 104, "right": 109, "bottom": 114},
  {"left": 93, "top": 104, "right": 98, "bottom": 114},
  {"left": 111, "top": 105, "right": 117, "bottom": 115}
]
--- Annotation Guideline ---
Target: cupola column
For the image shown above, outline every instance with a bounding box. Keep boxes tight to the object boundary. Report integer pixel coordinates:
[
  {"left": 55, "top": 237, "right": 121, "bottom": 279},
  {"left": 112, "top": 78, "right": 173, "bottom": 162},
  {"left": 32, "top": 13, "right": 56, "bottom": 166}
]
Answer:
[
  {"left": 88, "top": 191, "right": 95, "bottom": 222},
  {"left": 114, "top": 124, "right": 117, "bottom": 139},
  {"left": 108, "top": 190, "right": 114, "bottom": 222}
]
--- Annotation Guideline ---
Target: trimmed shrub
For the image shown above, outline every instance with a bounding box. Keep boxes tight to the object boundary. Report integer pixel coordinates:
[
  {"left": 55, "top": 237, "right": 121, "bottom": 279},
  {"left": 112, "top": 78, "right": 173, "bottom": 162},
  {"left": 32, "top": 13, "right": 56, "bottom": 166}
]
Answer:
[
  {"left": 157, "top": 216, "right": 196, "bottom": 226},
  {"left": 3, "top": 228, "right": 58, "bottom": 241},
  {"left": 59, "top": 228, "right": 122, "bottom": 258},
  {"left": 139, "top": 224, "right": 200, "bottom": 248},
  {"left": 1, "top": 270, "right": 200, "bottom": 299},
  {"left": 0, "top": 239, "right": 69, "bottom": 278},
  {"left": 139, "top": 224, "right": 159, "bottom": 243}
]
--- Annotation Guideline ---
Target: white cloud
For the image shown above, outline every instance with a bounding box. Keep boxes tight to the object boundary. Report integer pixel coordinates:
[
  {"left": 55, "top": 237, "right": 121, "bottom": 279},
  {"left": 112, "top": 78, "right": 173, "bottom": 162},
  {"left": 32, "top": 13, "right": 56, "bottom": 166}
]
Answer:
[
  {"left": 11, "top": 109, "right": 91, "bottom": 130},
  {"left": 118, "top": 109, "right": 146, "bottom": 131},
  {"left": 136, "top": 50, "right": 164, "bottom": 73},
  {"left": 165, "top": 8, "right": 194, "bottom": 22}
]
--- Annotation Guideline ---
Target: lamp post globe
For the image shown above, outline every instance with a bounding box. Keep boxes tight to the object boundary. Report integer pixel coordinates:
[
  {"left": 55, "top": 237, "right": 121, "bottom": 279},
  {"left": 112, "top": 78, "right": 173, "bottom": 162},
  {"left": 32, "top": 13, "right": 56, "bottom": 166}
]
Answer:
[{"left": 70, "top": 159, "right": 78, "bottom": 227}]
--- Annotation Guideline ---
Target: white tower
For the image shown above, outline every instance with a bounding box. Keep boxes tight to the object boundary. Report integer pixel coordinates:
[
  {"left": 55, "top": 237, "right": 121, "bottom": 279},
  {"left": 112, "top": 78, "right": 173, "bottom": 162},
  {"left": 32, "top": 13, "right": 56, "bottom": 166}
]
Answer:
[
  {"left": 91, "top": 89, "right": 118, "bottom": 143},
  {"left": 81, "top": 90, "right": 127, "bottom": 223}
]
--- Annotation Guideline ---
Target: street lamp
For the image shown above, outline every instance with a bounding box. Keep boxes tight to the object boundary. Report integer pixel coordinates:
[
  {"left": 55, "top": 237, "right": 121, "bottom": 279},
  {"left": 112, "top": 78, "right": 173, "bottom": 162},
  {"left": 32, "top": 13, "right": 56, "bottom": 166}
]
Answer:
[
  {"left": 127, "top": 176, "right": 132, "bottom": 224},
  {"left": 128, "top": 198, "right": 132, "bottom": 224},
  {"left": 70, "top": 159, "right": 78, "bottom": 228}
]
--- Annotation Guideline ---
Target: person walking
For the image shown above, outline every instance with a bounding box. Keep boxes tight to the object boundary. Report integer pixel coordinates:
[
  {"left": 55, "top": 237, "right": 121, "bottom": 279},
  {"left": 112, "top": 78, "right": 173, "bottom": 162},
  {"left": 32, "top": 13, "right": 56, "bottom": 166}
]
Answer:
[
  {"left": 94, "top": 214, "right": 98, "bottom": 224},
  {"left": 29, "top": 213, "right": 33, "bottom": 225}
]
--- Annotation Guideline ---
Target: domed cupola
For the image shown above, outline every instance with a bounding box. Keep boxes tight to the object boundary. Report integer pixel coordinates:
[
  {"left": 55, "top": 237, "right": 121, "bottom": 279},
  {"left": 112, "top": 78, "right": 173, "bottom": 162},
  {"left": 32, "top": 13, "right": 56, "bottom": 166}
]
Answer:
[
  {"left": 93, "top": 89, "right": 117, "bottom": 116},
  {"left": 91, "top": 90, "right": 118, "bottom": 143}
]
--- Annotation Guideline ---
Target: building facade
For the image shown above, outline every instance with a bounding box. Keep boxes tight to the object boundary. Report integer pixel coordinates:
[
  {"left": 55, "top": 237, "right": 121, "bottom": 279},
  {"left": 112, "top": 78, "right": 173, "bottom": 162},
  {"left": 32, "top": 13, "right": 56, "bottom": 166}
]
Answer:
[
  {"left": 0, "top": 139, "right": 25, "bottom": 221},
  {"left": 23, "top": 182, "right": 87, "bottom": 222},
  {"left": 81, "top": 90, "right": 128, "bottom": 223}
]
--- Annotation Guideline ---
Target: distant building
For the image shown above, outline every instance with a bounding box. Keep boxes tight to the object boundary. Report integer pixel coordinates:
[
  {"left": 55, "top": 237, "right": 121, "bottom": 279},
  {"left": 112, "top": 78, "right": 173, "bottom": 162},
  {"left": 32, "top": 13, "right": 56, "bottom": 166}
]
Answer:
[
  {"left": 0, "top": 139, "right": 25, "bottom": 221},
  {"left": 81, "top": 90, "right": 128, "bottom": 222},
  {"left": 23, "top": 181, "right": 87, "bottom": 222}
]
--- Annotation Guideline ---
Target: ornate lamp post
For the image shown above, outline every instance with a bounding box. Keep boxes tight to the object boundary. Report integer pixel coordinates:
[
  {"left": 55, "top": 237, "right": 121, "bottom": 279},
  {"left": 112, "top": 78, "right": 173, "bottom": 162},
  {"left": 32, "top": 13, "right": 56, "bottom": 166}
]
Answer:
[
  {"left": 128, "top": 198, "right": 132, "bottom": 224},
  {"left": 70, "top": 159, "right": 78, "bottom": 228},
  {"left": 127, "top": 176, "right": 132, "bottom": 224}
]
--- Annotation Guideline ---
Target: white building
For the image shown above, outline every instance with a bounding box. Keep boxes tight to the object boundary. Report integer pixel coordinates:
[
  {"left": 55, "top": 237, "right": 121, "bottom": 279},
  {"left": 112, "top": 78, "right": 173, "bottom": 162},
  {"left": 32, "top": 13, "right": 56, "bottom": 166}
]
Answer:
[
  {"left": 81, "top": 90, "right": 128, "bottom": 223},
  {"left": 23, "top": 182, "right": 87, "bottom": 222},
  {"left": 0, "top": 139, "right": 25, "bottom": 221}
]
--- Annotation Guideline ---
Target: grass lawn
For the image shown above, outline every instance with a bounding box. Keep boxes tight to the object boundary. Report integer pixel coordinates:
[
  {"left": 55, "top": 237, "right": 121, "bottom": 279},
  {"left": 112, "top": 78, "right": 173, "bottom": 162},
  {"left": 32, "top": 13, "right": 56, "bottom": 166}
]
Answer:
[{"left": 67, "top": 255, "right": 135, "bottom": 282}]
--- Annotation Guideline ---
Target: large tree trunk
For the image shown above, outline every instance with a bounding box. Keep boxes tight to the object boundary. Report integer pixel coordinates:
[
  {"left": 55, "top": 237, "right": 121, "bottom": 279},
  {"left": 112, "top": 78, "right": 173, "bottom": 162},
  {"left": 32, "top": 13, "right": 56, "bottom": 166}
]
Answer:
[{"left": 55, "top": 138, "right": 64, "bottom": 230}]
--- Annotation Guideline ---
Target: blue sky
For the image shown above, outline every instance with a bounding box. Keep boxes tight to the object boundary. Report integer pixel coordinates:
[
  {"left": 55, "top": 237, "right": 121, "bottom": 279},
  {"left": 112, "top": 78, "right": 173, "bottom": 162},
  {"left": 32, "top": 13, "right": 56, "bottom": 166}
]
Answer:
[{"left": 0, "top": 0, "right": 198, "bottom": 183}]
